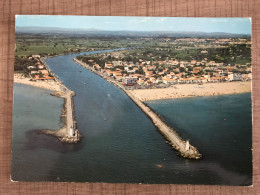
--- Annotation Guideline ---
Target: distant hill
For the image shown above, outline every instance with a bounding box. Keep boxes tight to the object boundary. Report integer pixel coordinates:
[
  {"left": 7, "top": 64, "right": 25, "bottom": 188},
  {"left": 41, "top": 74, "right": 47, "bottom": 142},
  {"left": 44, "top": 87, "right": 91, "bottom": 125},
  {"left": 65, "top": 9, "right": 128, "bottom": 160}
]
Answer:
[{"left": 15, "top": 26, "right": 251, "bottom": 38}]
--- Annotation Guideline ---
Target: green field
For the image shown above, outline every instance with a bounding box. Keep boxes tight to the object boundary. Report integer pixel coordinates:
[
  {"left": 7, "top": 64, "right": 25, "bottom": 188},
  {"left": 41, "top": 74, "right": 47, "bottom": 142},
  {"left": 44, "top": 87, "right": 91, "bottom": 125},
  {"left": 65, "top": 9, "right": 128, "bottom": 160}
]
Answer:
[{"left": 15, "top": 34, "right": 166, "bottom": 57}]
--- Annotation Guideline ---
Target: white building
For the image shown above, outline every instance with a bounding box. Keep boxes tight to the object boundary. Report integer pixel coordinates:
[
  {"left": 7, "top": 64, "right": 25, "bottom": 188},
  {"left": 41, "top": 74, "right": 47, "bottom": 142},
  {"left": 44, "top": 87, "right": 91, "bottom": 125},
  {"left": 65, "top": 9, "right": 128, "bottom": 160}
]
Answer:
[
  {"left": 185, "top": 140, "right": 190, "bottom": 151},
  {"left": 122, "top": 77, "right": 138, "bottom": 85},
  {"left": 69, "top": 126, "right": 74, "bottom": 137},
  {"left": 32, "top": 55, "right": 41, "bottom": 58},
  {"left": 228, "top": 73, "right": 242, "bottom": 81},
  {"left": 112, "top": 61, "right": 122, "bottom": 66}
]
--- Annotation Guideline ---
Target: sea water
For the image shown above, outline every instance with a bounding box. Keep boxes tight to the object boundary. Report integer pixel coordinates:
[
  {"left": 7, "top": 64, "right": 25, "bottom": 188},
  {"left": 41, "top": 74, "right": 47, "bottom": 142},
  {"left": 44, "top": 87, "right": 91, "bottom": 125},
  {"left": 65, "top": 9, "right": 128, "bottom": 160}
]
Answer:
[{"left": 11, "top": 52, "right": 252, "bottom": 185}]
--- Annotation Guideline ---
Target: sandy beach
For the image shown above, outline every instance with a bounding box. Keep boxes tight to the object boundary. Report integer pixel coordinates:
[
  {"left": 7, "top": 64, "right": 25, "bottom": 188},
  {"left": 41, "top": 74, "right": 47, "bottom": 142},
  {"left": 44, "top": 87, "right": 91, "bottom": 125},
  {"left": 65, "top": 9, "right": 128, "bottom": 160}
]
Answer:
[
  {"left": 14, "top": 74, "right": 61, "bottom": 92},
  {"left": 129, "top": 81, "right": 251, "bottom": 101}
]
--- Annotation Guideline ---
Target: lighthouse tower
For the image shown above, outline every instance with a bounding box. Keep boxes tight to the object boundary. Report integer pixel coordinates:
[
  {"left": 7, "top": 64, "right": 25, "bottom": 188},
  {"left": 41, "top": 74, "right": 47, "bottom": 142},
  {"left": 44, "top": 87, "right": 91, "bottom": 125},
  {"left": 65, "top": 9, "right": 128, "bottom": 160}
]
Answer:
[
  {"left": 69, "top": 126, "right": 74, "bottom": 137},
  {"left": 185, "top": 140, "right": 190, "bottom": 151}
]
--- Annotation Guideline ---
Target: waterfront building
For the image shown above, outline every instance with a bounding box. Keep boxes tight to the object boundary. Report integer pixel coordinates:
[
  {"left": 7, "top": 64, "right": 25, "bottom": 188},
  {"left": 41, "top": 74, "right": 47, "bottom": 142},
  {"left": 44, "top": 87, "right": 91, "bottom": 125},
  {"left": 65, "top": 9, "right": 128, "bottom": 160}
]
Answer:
[
  {"left": 122, "top": 77, "right": 138, "bottom": 86},
  {"left": 228, "top": 73, "right": 242, "bottom": 81}
]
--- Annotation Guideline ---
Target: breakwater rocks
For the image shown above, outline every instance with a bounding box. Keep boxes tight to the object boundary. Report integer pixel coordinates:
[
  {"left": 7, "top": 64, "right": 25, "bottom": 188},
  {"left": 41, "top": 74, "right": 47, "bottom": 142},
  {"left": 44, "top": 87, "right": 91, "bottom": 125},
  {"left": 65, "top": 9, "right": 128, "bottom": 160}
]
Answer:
[
  {"left": 40, "top": 128, "right": 82, "bottom": 143},
  {"left": 60, "top": 132, "right": 82, "bottom": 143},
  {"left": 73, "top": 58, "right": 202, "bottom": 159},
  {"left": 40, "top": 59, "right": 82, "bottom": 144},
  {"left": 50, "top": 91, "right": 65, "bottom": 98}
]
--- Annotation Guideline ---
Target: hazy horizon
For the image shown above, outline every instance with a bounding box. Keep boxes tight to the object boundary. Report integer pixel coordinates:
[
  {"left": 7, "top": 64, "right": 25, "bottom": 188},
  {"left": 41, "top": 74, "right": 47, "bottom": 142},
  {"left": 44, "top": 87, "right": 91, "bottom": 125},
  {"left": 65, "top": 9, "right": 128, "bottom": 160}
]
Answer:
[
  {"left": 16, "top": 26, "right": 251, "bottom": 35},
  {"left": 16, "top": 16, "right": 251, "bottom": 35}
]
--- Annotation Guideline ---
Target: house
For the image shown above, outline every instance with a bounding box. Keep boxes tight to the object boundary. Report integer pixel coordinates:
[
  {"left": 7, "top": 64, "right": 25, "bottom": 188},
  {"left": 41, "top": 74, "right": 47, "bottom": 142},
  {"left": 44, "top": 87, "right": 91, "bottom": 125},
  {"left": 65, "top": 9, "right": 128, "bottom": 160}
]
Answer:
[
  {"left": 39, "top": 70, "right": 49, "bottom": 76},
  {"left": 200, "top": 50, "right": 208, "bottom": 54},
  {"left": 162, "top": 78, "right": 177, "bottom": 84},
  {"left": 30, "top": 71, "right": 38, "bottom": 74},
  {"left": 178, "top": 78, "right": 191, "bottom": 84},
  {"left": 166, "top": 73, "right": 175, "bottom": 79},
  {"left": 242, "top": 73, "right": 252, "bottom": 81},
  {"left": 193, "top": 67, "right": 202, "bottom": 74},
  {"left": 34, "top": 75, "right": 54, "bottom": 80},
  {"left": 112, "top": 71, "right": 122, "bottom": 77},
  {"left": 112, "top": 61, "right": 122, "bottom": 66},
  {"left": 32, "top": 55, "right": 40, "bottom": 58},
  {"left": 145, "top": 71, "right": 153, "bottom": 77},
  {"left": 133, "top": 67, "right": 139, "bottom": 71},
  {"left": 27, "top": 66, "right": 36, "bottom": 69},
  {"left": 137, "top": 79, "right": 145, "bottom": 85},
  {"left": 104, "top": 69, "right": 113, "bottom": 76},
  {"left": 34, "top": 75, "right": 40, "bottom": 79},
  {"left": 127, "top": 69, "right": 136, "bottom": 74},
  {"left": 132, "top": 74, "right": 143, "bottom": 78},
  {"left": 38, "top": 65, "right": 45, "bottom": 69},
  {"left": 144, "top": 79, "right": 152, "bottom": 86},
  {"left": 210, "top": 76, "right": 225, "bottom": 82},
  {"left": 93, "top": 63, "right": 101, "bottom": 70},
  {"left": 194, "top": 77, "right": 207, "bottom": 83},
  {"left": 105, "top": 62, "right": 113, "bottom": 69},
  {"left": 191, "top": 60, "right": 197, "bottom": 65},
  {"left": 225, "top": 67, "right": 233, "bottom": 72}
]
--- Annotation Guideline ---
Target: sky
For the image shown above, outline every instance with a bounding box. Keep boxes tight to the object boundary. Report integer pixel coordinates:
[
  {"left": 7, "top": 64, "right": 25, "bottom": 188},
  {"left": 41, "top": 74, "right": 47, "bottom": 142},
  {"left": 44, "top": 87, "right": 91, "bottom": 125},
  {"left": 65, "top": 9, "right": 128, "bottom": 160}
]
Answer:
[{"left": 16, "top": 15, "right": 251, "bottom": 34}]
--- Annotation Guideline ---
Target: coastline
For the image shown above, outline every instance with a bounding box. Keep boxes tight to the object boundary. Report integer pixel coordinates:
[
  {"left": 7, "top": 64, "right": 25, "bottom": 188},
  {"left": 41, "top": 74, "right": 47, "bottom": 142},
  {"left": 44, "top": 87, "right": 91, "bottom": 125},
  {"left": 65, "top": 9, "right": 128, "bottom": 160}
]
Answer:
[{"left": 130, "top": 82, "right": 251, "bottom": 101}]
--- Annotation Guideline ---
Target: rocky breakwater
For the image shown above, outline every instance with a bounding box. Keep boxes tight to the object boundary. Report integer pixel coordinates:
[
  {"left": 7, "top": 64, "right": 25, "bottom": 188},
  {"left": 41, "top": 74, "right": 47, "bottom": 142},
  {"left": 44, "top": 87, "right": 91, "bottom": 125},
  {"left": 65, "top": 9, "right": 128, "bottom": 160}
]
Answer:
[
  {"left": 73, "top": 58, "right": 201, "bottom": 159},
  {"left": 40, "top": 59, "right": 82, "bottom": 144}
]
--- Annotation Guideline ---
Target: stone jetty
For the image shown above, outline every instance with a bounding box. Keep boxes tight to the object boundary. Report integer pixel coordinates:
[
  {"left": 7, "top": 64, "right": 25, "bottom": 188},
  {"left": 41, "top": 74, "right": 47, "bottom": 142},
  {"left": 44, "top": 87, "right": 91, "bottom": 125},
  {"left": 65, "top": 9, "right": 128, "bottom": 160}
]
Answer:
[
  {"left": 73, "top": 58, "right": 202, "bottom": 159},
  {"left": 40, "top": 59, "right": 82, "bottom": 143}
]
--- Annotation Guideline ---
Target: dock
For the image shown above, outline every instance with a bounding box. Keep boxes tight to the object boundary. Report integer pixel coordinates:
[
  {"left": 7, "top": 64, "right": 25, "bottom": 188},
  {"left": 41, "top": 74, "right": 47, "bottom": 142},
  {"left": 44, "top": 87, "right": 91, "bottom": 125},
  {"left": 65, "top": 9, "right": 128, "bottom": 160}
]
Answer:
[{"left": 73, "top": 58, "right": 202, "bottom": 159}]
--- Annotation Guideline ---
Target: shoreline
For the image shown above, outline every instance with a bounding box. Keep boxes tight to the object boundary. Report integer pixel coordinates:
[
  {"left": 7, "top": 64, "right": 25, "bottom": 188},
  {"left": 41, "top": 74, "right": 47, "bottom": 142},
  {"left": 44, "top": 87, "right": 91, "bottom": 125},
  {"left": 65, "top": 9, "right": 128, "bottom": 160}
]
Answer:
[
  {"left": 14, "top": 74, "right": 62, "bottom": 92},
  {"left": 130, "top": 81, "right": 251, "bottom": 101}
]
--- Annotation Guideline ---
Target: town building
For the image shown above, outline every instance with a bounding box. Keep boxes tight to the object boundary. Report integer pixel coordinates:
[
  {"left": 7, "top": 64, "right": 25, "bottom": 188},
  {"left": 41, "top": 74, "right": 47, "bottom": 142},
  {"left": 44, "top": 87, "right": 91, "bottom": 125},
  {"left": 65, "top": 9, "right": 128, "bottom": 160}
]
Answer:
[
  {"left": 228, "top": 73, "right": 242, "bottom": 81},
  {"left": 122, "top": 77, "right": 138, "bottom": 86}
]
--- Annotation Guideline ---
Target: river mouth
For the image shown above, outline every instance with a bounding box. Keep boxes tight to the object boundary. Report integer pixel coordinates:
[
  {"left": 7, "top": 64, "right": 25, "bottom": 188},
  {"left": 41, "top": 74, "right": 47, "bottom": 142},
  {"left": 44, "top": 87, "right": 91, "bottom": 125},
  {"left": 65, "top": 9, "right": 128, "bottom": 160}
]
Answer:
[{"left": 11, "top": 50, "right": 252, "bottom": 185}]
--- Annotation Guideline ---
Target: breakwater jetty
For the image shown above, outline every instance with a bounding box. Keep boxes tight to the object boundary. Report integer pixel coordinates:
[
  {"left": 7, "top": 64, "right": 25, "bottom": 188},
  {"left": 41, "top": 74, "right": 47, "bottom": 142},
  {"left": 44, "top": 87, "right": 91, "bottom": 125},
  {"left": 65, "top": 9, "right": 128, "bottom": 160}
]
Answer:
[
  {"left": 73, "top": 58, "right": 201, "bottom": 159},
  {"left": 40, "top": 59, "right": 81, "bottom": 143}
]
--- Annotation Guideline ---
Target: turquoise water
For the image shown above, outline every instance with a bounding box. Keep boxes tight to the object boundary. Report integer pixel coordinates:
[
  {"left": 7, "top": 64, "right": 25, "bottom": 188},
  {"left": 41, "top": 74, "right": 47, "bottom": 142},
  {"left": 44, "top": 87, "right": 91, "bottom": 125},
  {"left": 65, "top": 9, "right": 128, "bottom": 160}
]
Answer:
[{"left": 11, "top": 51, "right": 252, "bottom": 185}]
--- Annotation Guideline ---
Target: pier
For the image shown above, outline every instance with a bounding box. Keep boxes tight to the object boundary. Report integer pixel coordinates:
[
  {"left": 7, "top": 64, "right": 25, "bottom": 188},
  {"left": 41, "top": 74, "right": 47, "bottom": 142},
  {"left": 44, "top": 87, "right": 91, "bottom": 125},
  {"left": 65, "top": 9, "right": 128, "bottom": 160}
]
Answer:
[
  {"left": 41, "top": 59, "right": 81, "bottom": 143},
  {"left": 73, "top": 58, "right": 202, "bottom": 159}
]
